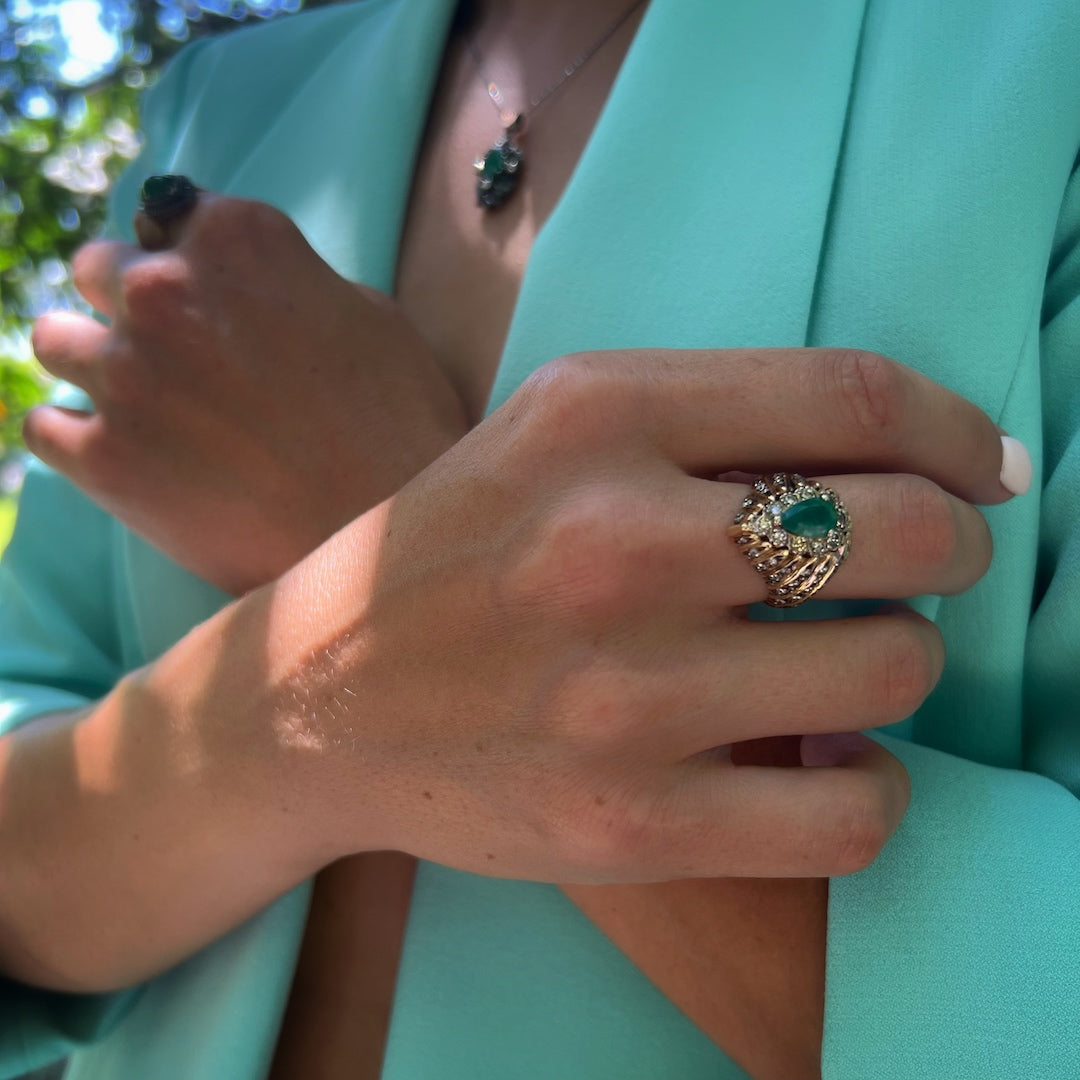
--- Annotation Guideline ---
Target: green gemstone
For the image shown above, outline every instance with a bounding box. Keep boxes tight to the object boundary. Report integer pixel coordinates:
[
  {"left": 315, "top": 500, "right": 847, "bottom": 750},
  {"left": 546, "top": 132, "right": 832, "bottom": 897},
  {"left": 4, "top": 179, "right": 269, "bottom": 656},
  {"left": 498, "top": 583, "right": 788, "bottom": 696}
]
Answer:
[
  {"left": 141, "top": 174, "right": 181, "bottom": 202},
  {"left": 138, "top": 174, "right": 198, "bottom": 222},
  {"left": 780, "top": 496, "right": 838, "bottom": 539},
  {"left": 482, "top": 148, "right": 506, "bottom": 179}
]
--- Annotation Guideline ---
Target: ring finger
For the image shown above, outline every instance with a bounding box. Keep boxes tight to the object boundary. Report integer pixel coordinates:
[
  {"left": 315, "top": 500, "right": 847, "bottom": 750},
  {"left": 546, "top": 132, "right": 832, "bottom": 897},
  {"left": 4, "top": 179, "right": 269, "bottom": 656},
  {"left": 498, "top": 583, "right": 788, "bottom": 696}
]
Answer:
[{"left": 666, "top": 470, "right": 992, "bottom": 606}]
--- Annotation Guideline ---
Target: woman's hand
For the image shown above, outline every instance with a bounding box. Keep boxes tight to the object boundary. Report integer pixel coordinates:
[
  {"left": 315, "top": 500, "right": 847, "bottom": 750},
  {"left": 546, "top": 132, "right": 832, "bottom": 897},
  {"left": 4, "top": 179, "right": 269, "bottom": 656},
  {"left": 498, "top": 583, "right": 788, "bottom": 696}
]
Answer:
[
  {"left": 25, "top": 196, "right": 468, "bottom": 595},
  {"left": 238, "top": 346, "right": 1012, "bottom": 882}
]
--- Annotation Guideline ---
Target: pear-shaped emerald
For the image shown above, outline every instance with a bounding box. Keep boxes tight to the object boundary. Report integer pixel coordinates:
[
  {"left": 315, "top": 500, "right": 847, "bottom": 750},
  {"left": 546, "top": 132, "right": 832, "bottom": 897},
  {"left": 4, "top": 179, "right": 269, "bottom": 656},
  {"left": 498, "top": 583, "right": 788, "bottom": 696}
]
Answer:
[{"left": 780, "top": 496, "right": 838, "bottom": 539}]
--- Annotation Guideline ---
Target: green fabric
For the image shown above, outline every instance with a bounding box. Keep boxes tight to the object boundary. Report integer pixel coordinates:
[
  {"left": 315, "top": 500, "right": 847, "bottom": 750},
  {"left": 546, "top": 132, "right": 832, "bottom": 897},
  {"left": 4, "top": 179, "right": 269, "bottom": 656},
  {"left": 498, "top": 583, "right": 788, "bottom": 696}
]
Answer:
[{"left": 1, "top": 0, "right": 1079, "bottom": 1076}]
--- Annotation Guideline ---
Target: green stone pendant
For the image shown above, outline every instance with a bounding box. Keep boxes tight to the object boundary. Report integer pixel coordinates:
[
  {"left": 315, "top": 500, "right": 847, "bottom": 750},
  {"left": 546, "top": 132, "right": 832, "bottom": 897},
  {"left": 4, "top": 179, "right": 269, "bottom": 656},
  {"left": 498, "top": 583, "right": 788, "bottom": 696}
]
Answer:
[
  {"left": 475, "top": 116, "right": 525, "bottom": 210},
  {"left": 780, "top": 496, "right": 839, "bottom": 539}
]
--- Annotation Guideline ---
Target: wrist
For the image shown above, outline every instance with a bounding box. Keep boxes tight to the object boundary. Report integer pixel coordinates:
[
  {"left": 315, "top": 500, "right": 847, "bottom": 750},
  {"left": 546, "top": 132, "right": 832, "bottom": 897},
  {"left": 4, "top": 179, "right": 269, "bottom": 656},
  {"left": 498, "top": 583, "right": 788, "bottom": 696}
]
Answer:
[
  {"left": 245, "top": 502, "right": 402, "bottom": 860},
  {"left": 147, "top": 505, "right": 401, "bottom": 867},
  {"left": 134, "top": 589, "right": 345, "bottom": 880}
]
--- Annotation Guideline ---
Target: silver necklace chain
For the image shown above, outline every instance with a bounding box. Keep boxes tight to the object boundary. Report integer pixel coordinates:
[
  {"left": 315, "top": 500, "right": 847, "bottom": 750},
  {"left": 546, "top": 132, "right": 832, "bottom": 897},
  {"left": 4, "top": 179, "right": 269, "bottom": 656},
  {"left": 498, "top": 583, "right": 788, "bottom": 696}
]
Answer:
[
  {"left": 467, "top": 0, "right": 647, "bottom": 125},
  {"left": 466, "top": 0, "right": 646, "bottom": 210}
]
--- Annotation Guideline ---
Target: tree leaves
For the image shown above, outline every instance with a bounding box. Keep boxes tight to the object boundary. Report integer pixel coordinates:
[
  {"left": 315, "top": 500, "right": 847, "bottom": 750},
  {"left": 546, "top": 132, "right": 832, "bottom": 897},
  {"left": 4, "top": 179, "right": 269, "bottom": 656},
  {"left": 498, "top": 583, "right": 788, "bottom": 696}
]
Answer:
[{"left": 0, "top": 0, "right": 338, "bottom": 481}]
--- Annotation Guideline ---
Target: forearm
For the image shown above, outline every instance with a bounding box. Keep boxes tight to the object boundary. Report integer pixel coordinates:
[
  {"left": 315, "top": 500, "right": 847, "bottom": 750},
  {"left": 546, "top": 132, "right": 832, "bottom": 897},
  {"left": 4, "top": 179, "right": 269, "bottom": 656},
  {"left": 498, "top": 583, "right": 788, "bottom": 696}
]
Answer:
[{"left": 0, "top": 577, "right": 347, "bottom": 994}]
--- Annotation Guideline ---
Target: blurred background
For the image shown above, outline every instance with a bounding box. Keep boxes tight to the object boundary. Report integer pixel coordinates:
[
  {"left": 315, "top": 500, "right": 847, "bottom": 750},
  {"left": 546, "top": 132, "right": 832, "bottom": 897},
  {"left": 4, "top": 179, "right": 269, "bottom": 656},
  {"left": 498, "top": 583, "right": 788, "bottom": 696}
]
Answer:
[{"left": 0, "top": 0, "right": 337, "bottom": 554}]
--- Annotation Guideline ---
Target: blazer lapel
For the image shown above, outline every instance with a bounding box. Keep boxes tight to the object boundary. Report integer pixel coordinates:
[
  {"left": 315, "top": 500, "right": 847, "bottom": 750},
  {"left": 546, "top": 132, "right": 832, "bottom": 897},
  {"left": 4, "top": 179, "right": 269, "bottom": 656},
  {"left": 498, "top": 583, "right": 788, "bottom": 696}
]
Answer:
[
  {"left": 169, "top": 0, "right": 458, "bottom": 292},
  {"left": 490, "top": 0, "right": 870, "bottom": 410}
]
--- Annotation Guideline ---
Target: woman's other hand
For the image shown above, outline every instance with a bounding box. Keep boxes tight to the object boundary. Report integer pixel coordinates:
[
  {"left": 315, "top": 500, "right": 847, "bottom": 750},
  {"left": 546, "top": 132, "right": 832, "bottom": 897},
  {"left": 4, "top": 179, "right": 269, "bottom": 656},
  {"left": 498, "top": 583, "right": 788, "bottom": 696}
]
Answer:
[{"left": 25, "top": 195, "right": 468, "bottom": 595}]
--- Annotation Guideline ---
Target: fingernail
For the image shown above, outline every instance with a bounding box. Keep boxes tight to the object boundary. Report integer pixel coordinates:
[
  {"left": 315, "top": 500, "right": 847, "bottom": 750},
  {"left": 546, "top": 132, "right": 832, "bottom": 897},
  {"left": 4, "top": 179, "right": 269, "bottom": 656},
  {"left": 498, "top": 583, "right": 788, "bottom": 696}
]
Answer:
[
  {"left": 999, "top": 435, "right": 1032, "bottom": 496},
  {"left": 800, "top": 731, "right": 874, "bottom": 768}
]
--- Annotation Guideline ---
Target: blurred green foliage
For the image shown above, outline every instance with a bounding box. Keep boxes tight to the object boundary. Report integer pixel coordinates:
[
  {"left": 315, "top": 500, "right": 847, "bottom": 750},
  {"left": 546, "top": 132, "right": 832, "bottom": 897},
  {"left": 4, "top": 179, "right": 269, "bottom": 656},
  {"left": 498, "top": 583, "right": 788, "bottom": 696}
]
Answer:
[{"left": 0, "top": 0, "right": 337, "bottom": 486}]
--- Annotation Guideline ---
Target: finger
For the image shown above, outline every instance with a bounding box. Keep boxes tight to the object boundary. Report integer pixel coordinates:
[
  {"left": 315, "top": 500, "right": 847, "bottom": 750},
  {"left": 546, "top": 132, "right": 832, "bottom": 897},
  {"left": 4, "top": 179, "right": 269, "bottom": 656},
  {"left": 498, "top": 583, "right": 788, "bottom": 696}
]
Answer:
[
  {"left": 651, "top": 733, "right": 910, "bottom": 878},
  {"left": 70, "top": 240, "right": 143, "bottom": 319},
  {"left": 31, "top": 312, "right": 110, "bottom": 399},
  {"left": 670, "top": 471, "right": 992, "bottom": 605},
  {"left": 133, "top": 212, "right": 172, "bottom": 252},
  {"left": 606, "top": 347, "right": 1024, "bottom": 505},
  {"left": 656, "top": 611, "right": 943, "bottom": 755},
  {"left": 22, "top": 406, "right": 110, "bottom": 495}
]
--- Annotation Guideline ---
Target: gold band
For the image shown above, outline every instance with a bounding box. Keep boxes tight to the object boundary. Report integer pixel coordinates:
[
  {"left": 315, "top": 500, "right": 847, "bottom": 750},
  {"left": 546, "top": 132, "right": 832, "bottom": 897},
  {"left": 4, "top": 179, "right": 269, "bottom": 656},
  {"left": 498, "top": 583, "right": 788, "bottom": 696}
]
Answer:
[{"left": 727, "top": 473, "right": 851, "bottom": 608}]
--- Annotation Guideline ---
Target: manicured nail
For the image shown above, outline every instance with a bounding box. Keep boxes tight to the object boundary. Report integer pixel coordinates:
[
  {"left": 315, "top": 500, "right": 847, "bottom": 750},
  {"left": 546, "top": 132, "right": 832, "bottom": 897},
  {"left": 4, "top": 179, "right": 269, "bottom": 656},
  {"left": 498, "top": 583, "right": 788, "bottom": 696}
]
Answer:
[
  {"left": 999, "top": 435, "right": 1032, "bottom": 496},
  {"left": 800, "top": 731, "right": 874, "bottom": 768}
]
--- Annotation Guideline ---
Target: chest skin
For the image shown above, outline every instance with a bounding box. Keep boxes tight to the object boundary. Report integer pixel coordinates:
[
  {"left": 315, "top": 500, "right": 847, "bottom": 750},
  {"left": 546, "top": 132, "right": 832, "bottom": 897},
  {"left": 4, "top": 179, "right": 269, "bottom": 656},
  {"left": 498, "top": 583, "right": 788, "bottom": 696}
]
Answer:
[{"left": 395, "top": 1, "right": 647, "bottom": 422}]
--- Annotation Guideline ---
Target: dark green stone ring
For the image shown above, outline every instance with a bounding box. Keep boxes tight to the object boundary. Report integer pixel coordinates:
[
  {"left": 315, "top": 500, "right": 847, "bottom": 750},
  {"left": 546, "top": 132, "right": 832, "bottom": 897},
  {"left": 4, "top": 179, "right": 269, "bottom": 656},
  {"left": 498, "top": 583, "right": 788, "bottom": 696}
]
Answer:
[
  {"left": 138, "top": 174, "right": 199, "bottom": 224},
  {"left": 727, "top": 473, "right": 852, "bottom": 608}
]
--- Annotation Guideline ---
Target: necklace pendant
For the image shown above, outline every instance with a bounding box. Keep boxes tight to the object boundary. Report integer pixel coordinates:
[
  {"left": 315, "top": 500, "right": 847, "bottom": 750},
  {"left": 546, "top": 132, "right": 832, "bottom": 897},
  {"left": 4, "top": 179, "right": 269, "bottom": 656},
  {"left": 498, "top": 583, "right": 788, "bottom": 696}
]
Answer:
[{"left": 475, "top": 115, "right": 525, "bottom": 210}]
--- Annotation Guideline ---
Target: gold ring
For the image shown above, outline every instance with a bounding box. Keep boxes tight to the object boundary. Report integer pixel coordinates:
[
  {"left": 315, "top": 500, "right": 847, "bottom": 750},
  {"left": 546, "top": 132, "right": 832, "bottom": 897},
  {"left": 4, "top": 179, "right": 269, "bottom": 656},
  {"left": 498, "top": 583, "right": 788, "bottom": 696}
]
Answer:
[{"left": 727, "top": 473, "right": 851, "bottom": 608}]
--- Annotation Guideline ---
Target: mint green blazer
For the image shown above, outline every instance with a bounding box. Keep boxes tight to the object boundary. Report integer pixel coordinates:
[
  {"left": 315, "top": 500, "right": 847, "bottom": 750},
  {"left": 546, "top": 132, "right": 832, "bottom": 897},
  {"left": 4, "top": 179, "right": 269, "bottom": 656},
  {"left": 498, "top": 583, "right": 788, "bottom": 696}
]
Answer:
[{"left": 2, "top": 1, "right": 1079, "bottom": 1077}]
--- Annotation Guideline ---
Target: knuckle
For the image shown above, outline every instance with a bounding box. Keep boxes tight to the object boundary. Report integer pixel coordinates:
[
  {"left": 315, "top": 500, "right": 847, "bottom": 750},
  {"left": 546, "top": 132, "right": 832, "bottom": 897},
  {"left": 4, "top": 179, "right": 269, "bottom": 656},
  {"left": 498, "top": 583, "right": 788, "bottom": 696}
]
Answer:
[
  {"left": 29, "top": 315, "right": 59, "bottom": 362},
  {"left": 824, "top": 784, "right": 892, "bottom": 875},
  {"left": 69, "top": 242, "right": 109, "bottom": 296},
  {"left": 552, "top": 789, "right": 653, "bottom": 880},
  {"left": 550, "top": 664, "right": 637, "bottom": 755},
  {"left": 825, "top": 349, "right": 908, "bottom": 451},
  {"left": 120, "top": 255, "right": 192, "bottom": 329},
  {"left": 516, "top": 353, "right": 622, "bottom": 448},
  {"left": 873, "top": 619, "right": 940, "bottom": 717},
  {"left": 510, "top": 488, "right": 652, "bottom": 618},
  {"left": 892, "top": 476, "right": 957, "bottom": 572},
  {"left": 193, "top": 197, "right": 300, "bottom": 258}
]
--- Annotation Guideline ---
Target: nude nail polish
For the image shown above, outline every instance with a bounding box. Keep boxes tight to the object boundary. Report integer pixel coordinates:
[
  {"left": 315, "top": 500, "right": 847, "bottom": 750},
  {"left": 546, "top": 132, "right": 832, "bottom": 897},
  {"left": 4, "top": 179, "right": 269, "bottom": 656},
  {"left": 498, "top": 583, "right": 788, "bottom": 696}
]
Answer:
[{"left": 999, "top": 436, "right": 1033, "bottom": 496}]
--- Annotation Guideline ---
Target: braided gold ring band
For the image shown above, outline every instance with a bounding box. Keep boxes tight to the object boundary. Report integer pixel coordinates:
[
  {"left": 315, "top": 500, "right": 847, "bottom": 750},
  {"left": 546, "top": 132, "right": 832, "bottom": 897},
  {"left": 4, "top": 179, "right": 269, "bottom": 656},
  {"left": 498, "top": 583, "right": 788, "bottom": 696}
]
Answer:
[{"left": 727, "top": 473, "right": 852, "bottom": 608}]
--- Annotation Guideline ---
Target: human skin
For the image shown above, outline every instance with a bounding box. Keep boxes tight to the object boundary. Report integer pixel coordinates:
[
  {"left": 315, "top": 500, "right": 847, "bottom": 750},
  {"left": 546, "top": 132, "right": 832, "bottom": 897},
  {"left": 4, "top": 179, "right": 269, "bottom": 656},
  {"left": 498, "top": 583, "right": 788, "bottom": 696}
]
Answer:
[
  {"left": 28, "top": 197, "right": 863, "bottom": 1080},
  {"left": 6, "top": 4, "right": 1019, "bottom": 1075},
  {"left": 28, "top": 196, "right": 468, "bottom": 596},
  {"left": 12, "top": 320, "right": 1006, "bottom": 956}
]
